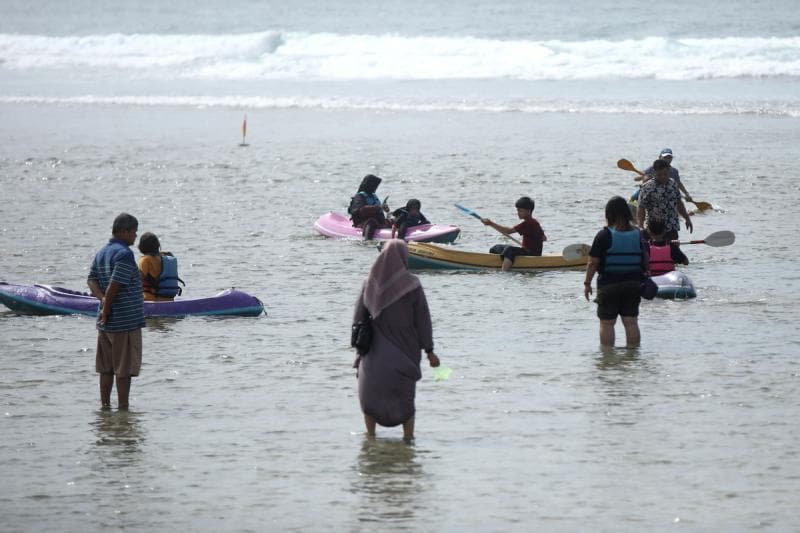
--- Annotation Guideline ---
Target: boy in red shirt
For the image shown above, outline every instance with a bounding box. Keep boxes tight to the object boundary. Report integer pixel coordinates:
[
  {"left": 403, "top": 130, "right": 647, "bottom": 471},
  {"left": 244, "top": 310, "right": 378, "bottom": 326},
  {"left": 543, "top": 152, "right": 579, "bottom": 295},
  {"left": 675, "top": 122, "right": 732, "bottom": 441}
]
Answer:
[{"left": 481, "top": 196, "right": 547, "bottom": 271}]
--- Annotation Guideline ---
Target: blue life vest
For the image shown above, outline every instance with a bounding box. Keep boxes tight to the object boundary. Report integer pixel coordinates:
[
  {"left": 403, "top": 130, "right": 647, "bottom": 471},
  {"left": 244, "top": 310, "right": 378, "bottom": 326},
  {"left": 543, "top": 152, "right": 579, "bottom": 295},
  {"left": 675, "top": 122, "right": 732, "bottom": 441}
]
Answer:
[
  {"left": 603, "top": 228, "right": 642, "bottom": 274},
  {"left": 360, "top": 191, "right": 381, "bottom": 206},
  {"left": 157, "top": 255, "right": 183, "bottom": 297}
]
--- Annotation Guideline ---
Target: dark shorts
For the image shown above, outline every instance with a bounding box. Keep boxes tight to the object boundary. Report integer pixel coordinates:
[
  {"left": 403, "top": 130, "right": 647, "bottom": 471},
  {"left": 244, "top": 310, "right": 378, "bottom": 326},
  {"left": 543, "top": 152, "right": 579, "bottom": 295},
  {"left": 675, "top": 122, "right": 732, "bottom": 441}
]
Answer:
[
  {"left": 489, "top": 244, "right": 532, "bottom": 262},
  {"left": 596, "top": 280, "right": 641, "bottom": 320}
]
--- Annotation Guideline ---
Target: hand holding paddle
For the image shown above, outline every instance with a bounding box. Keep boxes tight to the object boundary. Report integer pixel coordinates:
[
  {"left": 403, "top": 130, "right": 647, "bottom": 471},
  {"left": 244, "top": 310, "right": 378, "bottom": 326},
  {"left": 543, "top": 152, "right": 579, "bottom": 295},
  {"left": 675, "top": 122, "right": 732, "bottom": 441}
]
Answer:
[
  {"left": 454, "top": 204, "right": 523, "bottom": 246},
  {"left": 617, "top": 158, "right": 646, "bottom": 180},
  {"left": 685, "top": 199, "right": 712, "bottom": 212},
  {"left": 618, "top": 158, "right": 713, "bottom": 212},
  {"left": 673, "top": 230, "right": 734, "bottom": 247}
]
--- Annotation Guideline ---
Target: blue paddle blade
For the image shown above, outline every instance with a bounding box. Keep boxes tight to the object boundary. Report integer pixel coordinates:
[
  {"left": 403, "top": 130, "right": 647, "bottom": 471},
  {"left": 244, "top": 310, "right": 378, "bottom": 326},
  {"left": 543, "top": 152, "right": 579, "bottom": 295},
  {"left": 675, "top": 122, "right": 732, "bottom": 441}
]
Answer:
[{"left": 454, "top": 204, "right": 482, "bottom": 219}]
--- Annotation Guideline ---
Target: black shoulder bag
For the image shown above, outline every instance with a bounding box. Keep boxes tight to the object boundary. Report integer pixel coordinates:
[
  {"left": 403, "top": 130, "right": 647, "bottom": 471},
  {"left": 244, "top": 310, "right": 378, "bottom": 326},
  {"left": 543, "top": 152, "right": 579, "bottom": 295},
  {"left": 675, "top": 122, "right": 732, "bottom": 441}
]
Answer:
[{"left": 350, "top": 315, "right": 373, "bottom": 354}]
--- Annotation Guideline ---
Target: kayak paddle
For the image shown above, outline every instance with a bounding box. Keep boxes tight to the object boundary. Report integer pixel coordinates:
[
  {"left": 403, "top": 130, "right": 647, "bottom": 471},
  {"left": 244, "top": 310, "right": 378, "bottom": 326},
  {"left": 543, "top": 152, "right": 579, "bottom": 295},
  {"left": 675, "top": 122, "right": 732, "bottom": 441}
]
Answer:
[
  {"left": 618, "top": 158, "right": 713, "bottom": 212},
  {"left": 562, "top": 243, "right": 591, "bottom": 262},
  {"left": 454, "top": 204, "right": 523, "bottom": 246},
  {"left": 617, "top": 158, "right": 645, "bottom": 179},
  {"left": 673, "top": 230, "right": 734, "bottom": 247},
  {"left": 686, "top": 199, "right": 713, "bottom": 212},
  {"left": 433, "top": 365, "right": 453, "bottom": 382}
]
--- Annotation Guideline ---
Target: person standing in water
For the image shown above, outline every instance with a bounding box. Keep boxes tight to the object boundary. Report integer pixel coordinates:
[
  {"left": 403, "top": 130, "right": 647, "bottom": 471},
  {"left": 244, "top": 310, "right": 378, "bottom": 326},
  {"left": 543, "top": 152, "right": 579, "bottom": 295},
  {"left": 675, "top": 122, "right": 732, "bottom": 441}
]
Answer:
[
  {"left": 584, "top": 197, "right": 649, "bottom": 348},
  {"left": 637, "top": 159, "right": 693, "bottom": 241},
  {"left": 352, "top": 239, "right": 441, "bottom": 441},
  {"left": 87, "top": 213, "right": 145, "bottom": 410}
]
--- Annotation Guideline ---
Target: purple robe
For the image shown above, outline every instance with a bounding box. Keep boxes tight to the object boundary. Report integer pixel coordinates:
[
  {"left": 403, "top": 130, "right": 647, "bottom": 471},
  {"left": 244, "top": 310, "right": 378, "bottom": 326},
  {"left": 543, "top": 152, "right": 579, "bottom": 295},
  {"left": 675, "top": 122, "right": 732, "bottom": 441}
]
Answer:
[{"left": 354, "top": 286, "right": 434, "bottom": 427}]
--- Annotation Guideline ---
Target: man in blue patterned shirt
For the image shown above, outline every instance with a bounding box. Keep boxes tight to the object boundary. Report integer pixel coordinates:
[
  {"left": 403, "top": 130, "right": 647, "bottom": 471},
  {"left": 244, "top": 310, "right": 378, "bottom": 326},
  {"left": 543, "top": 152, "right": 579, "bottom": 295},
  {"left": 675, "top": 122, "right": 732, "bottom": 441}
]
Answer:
[
  {"left": 637, "top": 159, "right": 693, "bottom": 241},
  {"left": 88, "top": 213, "right": 145, "bottom": 410}
]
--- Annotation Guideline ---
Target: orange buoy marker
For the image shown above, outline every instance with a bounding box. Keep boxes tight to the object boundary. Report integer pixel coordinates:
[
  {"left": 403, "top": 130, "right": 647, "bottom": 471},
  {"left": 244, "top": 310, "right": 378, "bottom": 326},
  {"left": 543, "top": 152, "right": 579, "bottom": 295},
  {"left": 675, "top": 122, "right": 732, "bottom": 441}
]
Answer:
[{"left": 239, "top": 114, "right": 249, "bottom": 147}]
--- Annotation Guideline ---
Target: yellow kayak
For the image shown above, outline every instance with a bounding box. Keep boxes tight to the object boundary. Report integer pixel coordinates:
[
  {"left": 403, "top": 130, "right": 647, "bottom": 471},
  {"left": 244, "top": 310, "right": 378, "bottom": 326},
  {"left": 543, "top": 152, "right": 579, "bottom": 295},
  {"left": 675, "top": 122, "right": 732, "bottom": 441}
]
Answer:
[{"left": 406, "top": 243, "right": 587, "bottom": 271}]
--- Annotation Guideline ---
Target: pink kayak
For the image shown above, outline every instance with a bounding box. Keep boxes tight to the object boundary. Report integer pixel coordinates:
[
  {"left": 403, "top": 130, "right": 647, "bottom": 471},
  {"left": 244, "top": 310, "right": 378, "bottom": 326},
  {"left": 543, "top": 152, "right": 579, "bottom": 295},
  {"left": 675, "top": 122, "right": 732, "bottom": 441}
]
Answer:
[{"left": 313, "top": 212, "right": 460, "bottom": 243}]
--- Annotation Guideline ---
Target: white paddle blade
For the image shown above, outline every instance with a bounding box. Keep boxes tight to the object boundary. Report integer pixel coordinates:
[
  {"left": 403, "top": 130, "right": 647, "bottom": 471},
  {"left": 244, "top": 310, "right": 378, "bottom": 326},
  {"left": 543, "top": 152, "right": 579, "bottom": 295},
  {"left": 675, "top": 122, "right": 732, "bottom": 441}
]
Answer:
[
  {"left": 705, "top": 230, "right": 735, "bottom": 247},
  {"left": 562, "top": 243, "right": 591, "bottom": 261}
]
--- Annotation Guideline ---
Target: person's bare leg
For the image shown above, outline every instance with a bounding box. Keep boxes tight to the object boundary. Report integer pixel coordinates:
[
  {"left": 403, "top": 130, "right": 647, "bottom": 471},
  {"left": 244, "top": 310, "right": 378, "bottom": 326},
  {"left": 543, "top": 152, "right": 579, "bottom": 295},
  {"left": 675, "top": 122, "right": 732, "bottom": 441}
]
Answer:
[
  {"left": 363, "top": 414, "right": 376, "bottom": 437},
  {"left": 100, "top": 373, "right": 113, "bottom": 408},
  {"left": 621, "top": 316, "right": 640, "bottom": 347},
  {"left": 599, "top": 319, "right": 616, "bottom": 347},
  {"left": 402, "top": 417, "right": 415, "bottom": 442},
  {"left": 501, "top": 258, "right": 513, "bottom": 272},
  {"left": 116, "top": 376, "right": 131, "bottom": 410}
]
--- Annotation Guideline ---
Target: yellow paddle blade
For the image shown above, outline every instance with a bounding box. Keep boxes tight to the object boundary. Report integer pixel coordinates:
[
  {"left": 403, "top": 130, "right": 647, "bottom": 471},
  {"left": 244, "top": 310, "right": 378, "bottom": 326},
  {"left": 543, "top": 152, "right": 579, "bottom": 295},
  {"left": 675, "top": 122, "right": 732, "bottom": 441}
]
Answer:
[
  {"left": 617, "top": 158, "right": 645, "bottom": 177},
  {"left": 617, "top": 158, "right": 635, "bottom": 171},
  {"left": 691, "top": 200, "right": 713, "bottom": 212}
]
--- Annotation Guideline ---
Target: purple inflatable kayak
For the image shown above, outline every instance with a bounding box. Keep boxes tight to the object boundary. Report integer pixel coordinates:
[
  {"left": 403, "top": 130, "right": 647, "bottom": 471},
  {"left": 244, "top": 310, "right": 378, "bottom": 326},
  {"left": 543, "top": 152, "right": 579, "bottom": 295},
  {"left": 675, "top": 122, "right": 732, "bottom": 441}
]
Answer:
[
  {"left": 313, "top": 212, "right": 460, "bottom": 243},
  {"left": 0, "top": 281, "right": 264, "bottom": 318}
]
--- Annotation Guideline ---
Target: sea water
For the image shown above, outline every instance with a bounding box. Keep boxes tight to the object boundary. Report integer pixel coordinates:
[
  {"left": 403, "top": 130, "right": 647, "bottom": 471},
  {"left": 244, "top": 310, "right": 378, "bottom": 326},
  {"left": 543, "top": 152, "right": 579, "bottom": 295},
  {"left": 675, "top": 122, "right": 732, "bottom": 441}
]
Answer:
[{"left": 1, "top": 1, "right": 799, "bottom": 530}]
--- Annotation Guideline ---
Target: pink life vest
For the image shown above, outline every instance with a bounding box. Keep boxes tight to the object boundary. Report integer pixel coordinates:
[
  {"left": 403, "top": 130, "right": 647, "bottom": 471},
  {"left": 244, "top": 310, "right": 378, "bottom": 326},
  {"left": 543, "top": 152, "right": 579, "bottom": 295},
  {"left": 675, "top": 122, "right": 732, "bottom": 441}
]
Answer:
[{"left": 649, "top": 243, "right": 675, "bottom": 276}]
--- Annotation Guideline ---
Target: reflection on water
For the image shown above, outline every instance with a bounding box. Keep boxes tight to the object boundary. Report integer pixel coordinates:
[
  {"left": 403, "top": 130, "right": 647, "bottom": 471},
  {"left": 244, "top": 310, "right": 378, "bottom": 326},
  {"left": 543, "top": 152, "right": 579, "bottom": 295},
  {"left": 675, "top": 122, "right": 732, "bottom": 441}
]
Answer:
[
  {"left": 596, "top": 346, "right": 640, "bottom": 371},
  {"left": 144, "top": 317, "right": 181, "bottom": 333},
  {"left": 351, "top": 438, "right": 425, "bottom": 524},
  {"left": 90, "top": 409, "right": 145, "bottom": 468}
]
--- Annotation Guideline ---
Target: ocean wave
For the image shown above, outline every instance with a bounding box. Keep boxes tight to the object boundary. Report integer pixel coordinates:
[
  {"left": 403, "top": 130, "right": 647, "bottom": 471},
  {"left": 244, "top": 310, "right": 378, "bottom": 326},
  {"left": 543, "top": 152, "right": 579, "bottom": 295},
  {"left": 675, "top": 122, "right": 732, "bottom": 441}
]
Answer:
[
  {"left": 2, "top": 94, "right": 798, "bottom": 117},
  {"left": 1, "top": 32, "right": 800, "bottom": 81}
]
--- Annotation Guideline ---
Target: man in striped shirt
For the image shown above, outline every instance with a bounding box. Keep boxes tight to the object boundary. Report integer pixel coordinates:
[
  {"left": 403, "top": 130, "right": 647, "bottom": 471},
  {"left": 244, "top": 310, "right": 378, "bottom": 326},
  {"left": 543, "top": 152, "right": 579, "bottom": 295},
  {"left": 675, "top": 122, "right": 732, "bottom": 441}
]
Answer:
[{"left": 88, "top": 213, "right": 145, "bottom": 410}]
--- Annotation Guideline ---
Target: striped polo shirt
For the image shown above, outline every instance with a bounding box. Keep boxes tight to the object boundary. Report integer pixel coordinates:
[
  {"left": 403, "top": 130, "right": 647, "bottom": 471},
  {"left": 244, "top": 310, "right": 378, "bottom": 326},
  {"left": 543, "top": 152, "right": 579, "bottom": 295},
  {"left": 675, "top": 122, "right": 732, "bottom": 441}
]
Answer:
[{"left": 88, "top": 238, "right": 145, "bottom": 332}]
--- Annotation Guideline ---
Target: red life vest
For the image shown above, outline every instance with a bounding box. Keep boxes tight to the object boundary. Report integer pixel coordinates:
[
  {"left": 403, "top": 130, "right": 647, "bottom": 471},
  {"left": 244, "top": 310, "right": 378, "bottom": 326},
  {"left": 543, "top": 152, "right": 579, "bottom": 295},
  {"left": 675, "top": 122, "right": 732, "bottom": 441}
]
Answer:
[{"left": 649, "top": 243, "right": 675, "bottom": 276}]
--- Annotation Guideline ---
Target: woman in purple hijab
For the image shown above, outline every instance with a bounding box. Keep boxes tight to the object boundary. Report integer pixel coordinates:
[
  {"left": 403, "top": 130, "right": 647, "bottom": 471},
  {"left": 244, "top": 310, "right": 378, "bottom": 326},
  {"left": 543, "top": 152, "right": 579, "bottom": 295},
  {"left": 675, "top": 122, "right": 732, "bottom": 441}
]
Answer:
[{"left": 353, "top": 239, "right": 441, "bottom": 441}]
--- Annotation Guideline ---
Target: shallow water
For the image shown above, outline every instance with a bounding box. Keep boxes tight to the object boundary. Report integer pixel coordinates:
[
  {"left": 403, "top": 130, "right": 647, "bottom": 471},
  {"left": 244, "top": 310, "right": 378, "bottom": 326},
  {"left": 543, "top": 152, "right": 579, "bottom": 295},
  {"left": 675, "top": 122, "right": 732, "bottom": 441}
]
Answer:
[{"left": 1, "top": 102, "right": 798, "bottom": 530}]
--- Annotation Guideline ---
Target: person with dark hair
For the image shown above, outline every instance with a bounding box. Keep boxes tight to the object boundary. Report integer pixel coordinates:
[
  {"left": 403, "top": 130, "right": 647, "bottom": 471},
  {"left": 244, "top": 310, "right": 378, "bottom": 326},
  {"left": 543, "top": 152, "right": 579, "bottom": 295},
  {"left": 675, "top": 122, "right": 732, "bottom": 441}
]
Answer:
[
  {"left": 647, "top": 220, "right": 689, "bottom": 276},
  {"left": 348, "top": 174, "right": 390, "bottom": 240},
  {"left": 481, "top": 196, "right": 547, "bottom": 271},
  {"left": 640, "top": 148, "right": 693, "bottom": 202},
  {"left": 352, "top": 240, "right": 441, "bottom": 441},
  {"left": 584, "top": 197, "right": 650, "bottom": 348},
  {"left": 87, "top": 213, "right": 145, "bottom": 410},
  {"left": 137, "top": 232, "right": 184, "bottom": 301},
  {"left": 637, "top": 158, "right": 693, "bottom": 241},
  {"left": 391, "top": 199, "right": 430, "bottom": 240}
]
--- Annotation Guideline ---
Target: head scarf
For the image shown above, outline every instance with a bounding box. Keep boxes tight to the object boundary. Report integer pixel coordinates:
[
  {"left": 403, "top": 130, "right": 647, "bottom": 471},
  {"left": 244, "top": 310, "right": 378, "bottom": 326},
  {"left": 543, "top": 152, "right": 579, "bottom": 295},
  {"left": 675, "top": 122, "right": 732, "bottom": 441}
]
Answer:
[
  {"left": 362, "top": 239, "right": 421, "bottom": 318},
  {"left": 358, "top": 174, "right": 382, "bottom": 194}
]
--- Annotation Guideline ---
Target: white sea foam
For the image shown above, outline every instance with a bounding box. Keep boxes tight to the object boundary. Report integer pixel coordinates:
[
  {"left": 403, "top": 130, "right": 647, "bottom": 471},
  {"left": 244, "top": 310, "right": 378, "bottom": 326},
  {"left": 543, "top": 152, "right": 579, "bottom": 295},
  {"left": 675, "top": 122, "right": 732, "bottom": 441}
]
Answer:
[
  {"left": 2, "top": 94, "right": 798, "bottom": 117},
  {"left": 1, "top": 32, "right": 800, "bottom": 81}
]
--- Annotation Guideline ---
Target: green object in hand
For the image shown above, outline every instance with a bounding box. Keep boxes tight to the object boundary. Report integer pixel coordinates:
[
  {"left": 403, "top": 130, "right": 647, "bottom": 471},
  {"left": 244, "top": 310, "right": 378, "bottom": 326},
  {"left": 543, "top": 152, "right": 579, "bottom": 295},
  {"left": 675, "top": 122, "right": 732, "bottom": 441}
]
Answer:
[{"left": 433, "top": 365, "right": 452, "bottom": 382}]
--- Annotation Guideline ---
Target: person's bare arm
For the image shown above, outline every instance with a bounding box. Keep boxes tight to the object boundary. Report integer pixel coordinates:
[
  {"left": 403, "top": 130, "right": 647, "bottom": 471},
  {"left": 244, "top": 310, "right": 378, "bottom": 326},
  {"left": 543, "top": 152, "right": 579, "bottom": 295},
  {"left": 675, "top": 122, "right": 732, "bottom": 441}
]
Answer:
[
  {"left": 98, "top": 281, "right": 122, "bottom": 325},
  {"left": 636, "top": 204, "right": 646, "bottom": 228},
  {"left": 481, "top": 218, "right": 515, "bottom": 234},
  {"left": 87, "top": 279, "right": 104, "bottom": 300},
  {"left": 676, "top": 200, "right": 693, "bottom": 233},
  {"left": 584, "top": 257, "right": 600, "bottom": 301}
]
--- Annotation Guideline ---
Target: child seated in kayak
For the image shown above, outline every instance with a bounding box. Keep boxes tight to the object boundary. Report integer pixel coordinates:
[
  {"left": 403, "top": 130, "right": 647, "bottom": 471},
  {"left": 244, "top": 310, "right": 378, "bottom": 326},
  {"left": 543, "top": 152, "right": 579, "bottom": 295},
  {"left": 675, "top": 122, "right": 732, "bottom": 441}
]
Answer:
[
  {"left": 647, "top": 220, "right": 689, "bottom": 276},
  {"left": 481, "top": 196, "right": 547, "bottom": 271},
  {"left": 348, "top": 174, "right": 390, "bottom": 240},
  {"left": 391, "top": 199, "right": 430, "bottom": 239},
  {"left": 137, "top": 232, "right": 184, "bottom": 301}
]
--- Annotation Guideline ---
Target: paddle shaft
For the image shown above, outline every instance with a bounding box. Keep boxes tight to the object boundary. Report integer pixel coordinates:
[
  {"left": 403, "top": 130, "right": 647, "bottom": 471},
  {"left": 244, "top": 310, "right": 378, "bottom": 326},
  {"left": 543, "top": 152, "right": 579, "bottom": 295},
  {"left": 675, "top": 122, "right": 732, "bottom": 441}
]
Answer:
[
  {"left": 455, "top": 204, "right": 523, "bottom": 246},
  {"left": 672, "top": 230, "right": 734, "bottom": 247},
  {"left": 620, "top": 158, "right": 712, "bottom": 211}
]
